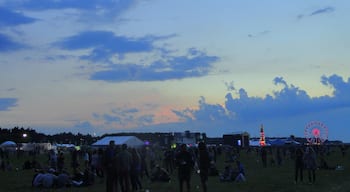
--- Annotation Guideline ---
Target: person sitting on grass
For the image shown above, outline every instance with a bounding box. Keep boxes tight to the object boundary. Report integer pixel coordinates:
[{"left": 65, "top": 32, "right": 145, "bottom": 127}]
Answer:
[
  {"left": 233, "top": 161, "right": 246, "bottom": 182},
  {"left": 220, "top": 164, "right": 234, "bottom": 182},
  {"left": 32, "top": 168, "right": 58, "bottom": 188},
  {"left": 208, "top": 161, "right": 219, "bottom": 176},
  {"left": 150, "top": 164, "right": 171, "bottom": 182}
]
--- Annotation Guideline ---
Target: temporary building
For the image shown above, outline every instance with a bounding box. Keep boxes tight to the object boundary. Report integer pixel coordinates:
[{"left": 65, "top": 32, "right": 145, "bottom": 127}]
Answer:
[
  {"left": 1, "top": 141, "right": 17, "bottom": 147},
  {"left": 92, "top": 136, "right": 144, "bottom": 148},
  {"left": 268, "top": 139, "right": 286, "bottom": 146}
]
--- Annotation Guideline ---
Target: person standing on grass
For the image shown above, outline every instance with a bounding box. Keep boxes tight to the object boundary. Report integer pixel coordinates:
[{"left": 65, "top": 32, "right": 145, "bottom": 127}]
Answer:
[
  {"left": 294, "top": 147, "right": 304, "bottom": 184},
  {"left": 103, "top": 140, "right": 119, "bottom": 192},
  {"left": 176, "top": 144, "right": 194, "bottom": 192},
  {"left": 304, "top": 146, "right": 317, "bottom": 184},
  {"left": 118, "top": 144, "right": 132, "bottom": 192},
  {"left": 261, "top": 147, "right": 267, "bottom": 168},
  {"left": 130, "top": 148, "right": 142, "bottom": 191},
  {"left": 197, "top": 142, "right": 210, "bottom": 192}
]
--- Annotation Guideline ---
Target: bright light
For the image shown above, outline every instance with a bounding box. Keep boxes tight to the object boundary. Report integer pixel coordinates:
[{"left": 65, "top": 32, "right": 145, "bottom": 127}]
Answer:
[{"left": 22, "top": 133, "right": 27, "bottom": 138}]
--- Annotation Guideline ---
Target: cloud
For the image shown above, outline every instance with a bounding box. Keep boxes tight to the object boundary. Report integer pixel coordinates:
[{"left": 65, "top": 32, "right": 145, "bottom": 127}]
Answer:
[
  {"left": 310, "top": 6, "right": 335, "bottom": 16},
  {"left": 298, "top": 6, "right": 335, "bottom": 20},
  {"left": 192, "top": 96, "right": 231, "bottom": 122},
  {"left": 90, "top": 48, "right": 219, "bottom": 82},
  {"left": 56, "top": 31, "right": 216, "bottom": 82},
  {"left": 0, "top": 98, "right": 18, "bottom": 111},
  {"left": 2, "top": 0, "right": 139, "bottom": 21},
  {"left": 5, "top": 0, "right": 136, "bottom": 11},
  {"left": 0, "top": 7, "right": 37, "bottom": 27},
  {"left": 0, "top": 33, "right": 27, "bottom": 52},
  {"left": 174, "top": 74, "right": 350, "bottom": 124},
  {"left": 93, "top": 106, "right": 154, "bottom": 127},
  {"left": 321, "top": 74, "right": 350, "bottom": 103},
  {"left": 273, "top": 76, "right": 287, "bottom": 87},
  {"left": 224, "top": 81, "right": 235, "bottom": 91},
  {"left": 56, "top": 31, "right": 159, "bottom": 62},
  {"left": 248, "top": 30, "right": 270, "bottom": 38}
]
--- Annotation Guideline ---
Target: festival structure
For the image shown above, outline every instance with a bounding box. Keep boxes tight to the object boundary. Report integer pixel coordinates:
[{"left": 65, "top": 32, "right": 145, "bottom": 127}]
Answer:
[
  {"left": 304, "top": 121, "right": 328, "bottom": 145},
  {"left": 259, "top": 124, "right": 266, "bottom": 146}
]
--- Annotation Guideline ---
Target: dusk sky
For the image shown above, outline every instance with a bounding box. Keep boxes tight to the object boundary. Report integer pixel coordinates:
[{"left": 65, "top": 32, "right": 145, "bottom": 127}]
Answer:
[{"left": 1, "top": 0, "right": 350, "bottom": 141}]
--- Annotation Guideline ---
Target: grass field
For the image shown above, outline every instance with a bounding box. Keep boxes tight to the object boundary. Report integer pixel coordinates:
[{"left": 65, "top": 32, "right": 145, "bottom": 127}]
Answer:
[{"left": 1, "top": 146, "right": 349, "bottom": 192}]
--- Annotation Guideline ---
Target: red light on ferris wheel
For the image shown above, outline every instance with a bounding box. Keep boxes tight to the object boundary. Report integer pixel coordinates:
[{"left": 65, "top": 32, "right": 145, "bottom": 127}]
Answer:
[{"left": 305, "top": 121, "right": 328, "bottom": 145}]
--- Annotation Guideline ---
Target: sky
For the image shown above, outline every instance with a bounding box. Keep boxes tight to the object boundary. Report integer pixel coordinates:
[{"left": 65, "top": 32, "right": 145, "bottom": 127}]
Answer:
[{"left": 1, "top": 0, "right": 350, "bottom": 142}]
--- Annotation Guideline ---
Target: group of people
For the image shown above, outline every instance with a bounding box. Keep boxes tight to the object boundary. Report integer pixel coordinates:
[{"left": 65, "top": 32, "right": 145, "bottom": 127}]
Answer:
[
  {"left": 32, "top": 167, "right": 95, "bottom": 188},
  {"left": 25, "top": 141, "right": 245, "bottom": 191},
  {"left": 103, "top": 141, "right": 222, "bottom": 192},
  {"left": 294, "top": 146, "right": 318, "bottom": 184},
  {"left": 103, "top": 141, "right": 144, "bottom": 192},
  {"left": 16, "top": 140, "right": 346, "bottom": 191}
]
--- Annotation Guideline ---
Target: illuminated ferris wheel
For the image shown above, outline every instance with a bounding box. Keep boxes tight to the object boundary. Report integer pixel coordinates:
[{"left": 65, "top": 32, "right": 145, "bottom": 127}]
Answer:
[{"left": 304, "top": 121, "right": 328, "bottom": 145}]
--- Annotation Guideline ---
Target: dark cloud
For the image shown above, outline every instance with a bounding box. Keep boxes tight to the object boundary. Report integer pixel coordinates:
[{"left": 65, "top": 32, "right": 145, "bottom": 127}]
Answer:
[
  {"left": 310, "top": 6, "right": 335, "bottom": 16},
  {"left": 0, "top": 33, "right": 27, "bottom": 52},
  {"left": 90, "top": 48, "right": 219, "bottom": 82},
  {"left": 56, "top": 31, "right": 158, "bottom": 62},
  {"left": 0, "top": 98, "right": 18, "bottom": 111},
  {"left": 174, "top": 74, "right": 350, "bottom": 124},
  {"left": 0, "top": 7, "right": 37, "bottom": 27}
]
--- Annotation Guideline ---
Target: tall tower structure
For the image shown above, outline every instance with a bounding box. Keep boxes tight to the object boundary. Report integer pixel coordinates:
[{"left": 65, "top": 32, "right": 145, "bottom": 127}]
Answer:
[{"left": 259, "top": 124, "right": 266, "bottom": 146}]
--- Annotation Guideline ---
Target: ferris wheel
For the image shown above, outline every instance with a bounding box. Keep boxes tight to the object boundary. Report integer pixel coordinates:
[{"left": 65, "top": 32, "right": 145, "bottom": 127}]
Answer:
[{"left": 304, "top": 121, "right": 328, "bottom": 145}]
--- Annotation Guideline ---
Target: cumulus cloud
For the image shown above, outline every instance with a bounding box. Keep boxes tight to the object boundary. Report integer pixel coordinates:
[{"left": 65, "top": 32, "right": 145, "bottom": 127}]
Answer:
[
  {"left": 174, "top": 74, "right": 350, "bottom": 124},
  {"left": 0, "top": 98, "right": 18, "bottom": 111}
]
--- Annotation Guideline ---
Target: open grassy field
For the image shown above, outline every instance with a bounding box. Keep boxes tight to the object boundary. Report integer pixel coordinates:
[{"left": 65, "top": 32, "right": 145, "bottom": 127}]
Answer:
[{"left": 1, "top": 146, "right": 349, "bottom": 192}]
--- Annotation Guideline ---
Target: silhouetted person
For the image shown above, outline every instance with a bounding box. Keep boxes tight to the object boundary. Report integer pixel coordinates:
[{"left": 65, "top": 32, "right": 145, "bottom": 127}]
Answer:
[
  {"left": 304, "top": 147, "right": 317, "bottom": 184},
  {"left": 150, "top": 164, "right": 171, "bottom": 182},
  {"left": 130, "top": 148, "right": 142, "bottom": 191},
  {"left": 57, "top": 152, "right": 65, "bottom": 173},
  {"left": 103, "top": 140, "right": 118, "bottom": 192},
  {"left": 176, "top": 144, "right": 194, "bottom": 192},
  {"left": 234, "top": 160, "right": 246, "bottom": 182},
  {"left": 197, "top": 142, "right": 210, "bottom": 192},
  {"left": 261, "top": 147, "right": 267, "bottom": 168},
  {"left": 276, "top": 148, "right": 282, "bottom": 166},
  {"left": 140, "top": 148, "right": 149, "bottom": 179},
  {"left": 71, "top": 148, "right": 79, "bottom": 173},
  {"left": 118, "top": 144, "right": 132, "bottom": 192},
  {"left": 294, "top": 147, "right": 304, "bottom": 184}
]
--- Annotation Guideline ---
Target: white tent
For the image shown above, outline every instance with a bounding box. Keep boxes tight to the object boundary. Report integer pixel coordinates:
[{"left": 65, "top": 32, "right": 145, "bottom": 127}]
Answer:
[
  {"left": 1, "top": 141, "right": 17, "bottom": 147},
  {"left": 92, "top": 136, "right": 144, "bottom": 148}
]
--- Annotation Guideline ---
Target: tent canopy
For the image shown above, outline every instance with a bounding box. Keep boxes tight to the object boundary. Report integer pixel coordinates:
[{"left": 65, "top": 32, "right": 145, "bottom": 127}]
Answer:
[
  {"left": 92, "top": 136, "right": 144, "bottom": 148},
  {"left": 268, "top": 139, "right": 285, "bottom": 146},
  {"left": 1, "top": 141, "right": 17, "bottom": 147}
]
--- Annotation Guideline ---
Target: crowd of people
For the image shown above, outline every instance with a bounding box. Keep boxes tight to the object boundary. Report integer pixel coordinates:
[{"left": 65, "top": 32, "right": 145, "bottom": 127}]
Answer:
[{"left": 0, "top": 140, "right": 347, "bottom": 191}]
